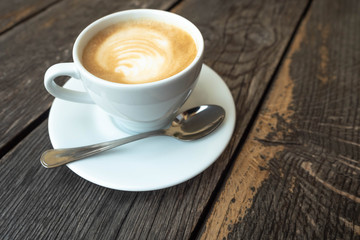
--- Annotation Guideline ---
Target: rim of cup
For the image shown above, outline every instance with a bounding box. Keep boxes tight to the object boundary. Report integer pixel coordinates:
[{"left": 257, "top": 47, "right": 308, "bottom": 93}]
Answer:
[{"left": 73, "top": 9, "right": 204, "bottom": 88}]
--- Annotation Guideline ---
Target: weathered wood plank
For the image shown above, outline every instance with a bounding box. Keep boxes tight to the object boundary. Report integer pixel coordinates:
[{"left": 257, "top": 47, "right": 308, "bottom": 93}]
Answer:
[
  {"left": 0, "top": 120, "right": 140, "bottom": 239},
  {"left": 112, "top": 0, "right": 307, "bottom": 238},
  {"left": 0, "top": 0, "right": 308, "bottom": 239},
  {"left": 200, "top": 0, "right": 360, "bottom": 239},
  {"left": 0, "top": 0, "right": 178, "bottom": 152},
  {"left": 0, "top": 0, "right": 60, "bottom": 33}
]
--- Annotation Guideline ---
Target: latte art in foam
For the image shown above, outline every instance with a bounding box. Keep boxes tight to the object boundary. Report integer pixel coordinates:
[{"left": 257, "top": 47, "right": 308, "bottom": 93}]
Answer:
[
  {"left": 98, "top": 29, "right": 170, "bottom": 83},
  {"left": 82, "top": 20, "right": 197, "bottom": 84}
]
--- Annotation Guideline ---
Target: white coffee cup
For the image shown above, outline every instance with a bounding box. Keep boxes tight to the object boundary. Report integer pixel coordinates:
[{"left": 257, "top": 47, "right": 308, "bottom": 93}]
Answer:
[{"left": 44, "top": 9, "right": 204, "bottom": 133}]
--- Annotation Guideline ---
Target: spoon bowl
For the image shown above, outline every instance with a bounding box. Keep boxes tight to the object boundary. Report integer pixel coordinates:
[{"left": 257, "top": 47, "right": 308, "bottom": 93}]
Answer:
[
  {"left": 167, "top": 105, "right": 225, "bottom": 140},
  {"left": 41, "top": 105, "right": 225, "bottom": 168}
]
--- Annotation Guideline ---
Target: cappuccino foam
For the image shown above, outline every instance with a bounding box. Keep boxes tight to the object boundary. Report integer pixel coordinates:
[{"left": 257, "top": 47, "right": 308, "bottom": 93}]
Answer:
[{"left": 82, "top": 19, "right": 197, "bottom": 84}]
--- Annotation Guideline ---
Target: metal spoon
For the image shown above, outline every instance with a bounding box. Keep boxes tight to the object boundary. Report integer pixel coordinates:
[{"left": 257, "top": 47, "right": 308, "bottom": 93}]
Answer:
[{"left": 40, "top": 105, "right": 225, "bottom": 168}]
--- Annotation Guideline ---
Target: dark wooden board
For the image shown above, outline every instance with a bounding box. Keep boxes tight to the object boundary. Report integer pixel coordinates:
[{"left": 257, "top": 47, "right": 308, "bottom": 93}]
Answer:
[
  {"left": 0, "top": 0, "right": 178, "bottom": 152},
  {"left": 0, "top": 0, "right": 308, "bottom": 239},
  {"left": 0, "top": 0, "right": 60, "bottom": 33},
  {"left": 0, "top": 120, "right": 140, "bottom": 239},
  {"left": 200, "top": 0, "right": 360, "bottom": 239}
]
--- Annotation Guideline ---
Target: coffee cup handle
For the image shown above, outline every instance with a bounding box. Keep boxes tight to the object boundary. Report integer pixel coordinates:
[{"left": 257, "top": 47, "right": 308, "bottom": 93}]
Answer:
[{"left": 44, "top": 63, "right": 94, "bottom": 104}]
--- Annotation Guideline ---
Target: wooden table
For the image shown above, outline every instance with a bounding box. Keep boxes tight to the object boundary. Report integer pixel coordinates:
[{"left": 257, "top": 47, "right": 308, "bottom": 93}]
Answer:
[{"left": 1, "top": 0, "right": 359, "bottom": 239}]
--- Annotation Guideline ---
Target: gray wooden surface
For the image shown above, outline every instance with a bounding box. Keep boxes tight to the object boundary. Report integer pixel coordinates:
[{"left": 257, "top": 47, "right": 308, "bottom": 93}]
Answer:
[
  {"left": 1, "top": 0, "right": 359, "bottom": 239},
  {"left": 199, "top": 0, "right": 360, "bottom": 239}
]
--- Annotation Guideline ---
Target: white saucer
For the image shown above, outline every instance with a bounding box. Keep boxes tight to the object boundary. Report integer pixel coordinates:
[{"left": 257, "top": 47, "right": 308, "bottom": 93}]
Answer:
[{"left": 48, "top": 64, "right": 236, "bottom": 191}]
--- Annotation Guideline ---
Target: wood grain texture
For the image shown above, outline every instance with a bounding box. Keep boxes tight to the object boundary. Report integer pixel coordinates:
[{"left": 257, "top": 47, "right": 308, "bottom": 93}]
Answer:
[
  {"left": 0, "top": 0, "right": 60, "bottom": 33},
  {"left": 200, "top": 0, "right": 360, "bottom": 239},
  {"left": 0, "top": 0, "right": 177, "bottom": 152},
  {"left": 177, "top": 0, "right": 309, "bottom": 149},
  {"left": 0, "top": 0, "right": 308, "bottom": 239}
]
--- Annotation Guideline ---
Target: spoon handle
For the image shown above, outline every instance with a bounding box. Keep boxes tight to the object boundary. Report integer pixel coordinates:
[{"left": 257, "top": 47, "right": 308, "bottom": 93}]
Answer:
[{"left": 40, "top": 129, "right": 165, "bottom": 168}]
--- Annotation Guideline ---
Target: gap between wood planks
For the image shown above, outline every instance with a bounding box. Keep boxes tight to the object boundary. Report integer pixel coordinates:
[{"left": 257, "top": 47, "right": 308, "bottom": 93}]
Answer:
[
  {"left": 188, "top": 0, "right": 314, "bottom": 239},
  {"left": 0, "top": 0, "right": 65, "bottom": 158},
  {"left": 0, "top": 0, "right": 186, "bottom": 159},
  {"left": 0, "top": 0, "right": 62, "bottom": 36}
]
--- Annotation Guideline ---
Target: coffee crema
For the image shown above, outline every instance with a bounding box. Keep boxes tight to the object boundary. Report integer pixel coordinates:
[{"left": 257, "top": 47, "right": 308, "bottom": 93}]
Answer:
[{"left": 82, "top": 19, "right": 197, "bottom": 84}]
